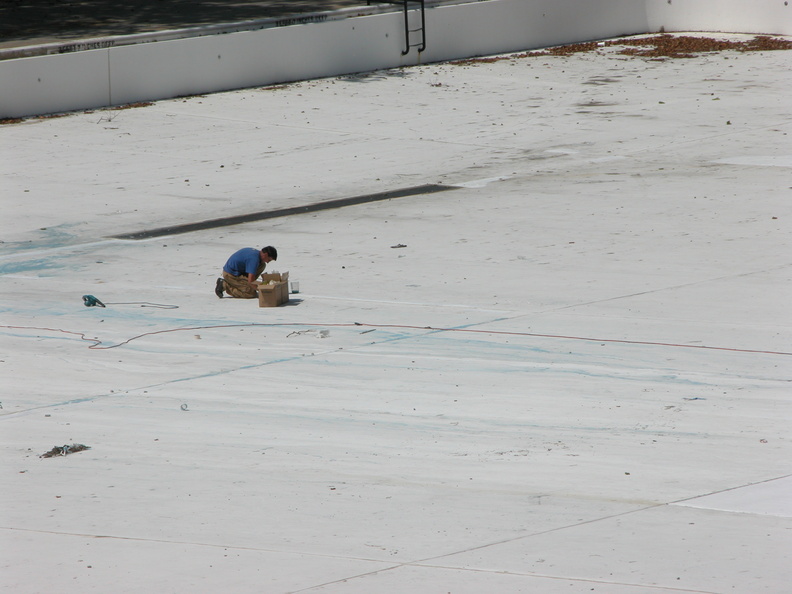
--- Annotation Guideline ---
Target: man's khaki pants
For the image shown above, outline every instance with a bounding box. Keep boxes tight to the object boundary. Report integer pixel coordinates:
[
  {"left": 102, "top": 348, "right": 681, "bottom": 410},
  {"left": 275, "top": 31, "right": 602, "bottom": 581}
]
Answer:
[{"left": 222, "top": 263, "right": 265, "bottom": 298}]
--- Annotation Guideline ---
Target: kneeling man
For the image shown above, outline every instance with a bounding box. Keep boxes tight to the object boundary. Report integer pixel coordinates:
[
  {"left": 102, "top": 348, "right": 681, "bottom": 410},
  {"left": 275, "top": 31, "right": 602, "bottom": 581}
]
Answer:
[{"left": 215, "top": 245, "right": 277, "bottom": 298}]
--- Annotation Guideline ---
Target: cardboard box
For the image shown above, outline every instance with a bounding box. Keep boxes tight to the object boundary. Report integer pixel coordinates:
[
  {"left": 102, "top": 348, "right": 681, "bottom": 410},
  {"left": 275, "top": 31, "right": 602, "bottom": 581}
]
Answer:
[{"left": 257, "top": 271, "right": 289, "bottom": 307}]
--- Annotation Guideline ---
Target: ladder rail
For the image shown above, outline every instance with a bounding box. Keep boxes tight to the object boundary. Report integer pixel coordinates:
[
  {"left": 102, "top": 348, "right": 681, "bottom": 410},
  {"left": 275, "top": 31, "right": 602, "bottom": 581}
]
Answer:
[{"left": 369, "top": 0, "right": 426, "bottom": 55}]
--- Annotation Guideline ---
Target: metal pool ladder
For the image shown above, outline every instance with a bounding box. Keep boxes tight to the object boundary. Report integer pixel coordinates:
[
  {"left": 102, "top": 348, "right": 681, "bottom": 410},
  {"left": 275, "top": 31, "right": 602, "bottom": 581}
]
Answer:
[{"left": 370, "top": 0, "right": 426, "bottom": 55}]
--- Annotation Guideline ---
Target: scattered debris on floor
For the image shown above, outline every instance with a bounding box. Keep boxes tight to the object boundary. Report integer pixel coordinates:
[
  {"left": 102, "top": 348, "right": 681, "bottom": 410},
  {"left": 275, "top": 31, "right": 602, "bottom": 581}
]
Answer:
[
  {"left": 40, "top": 444, "right": 91, "bottom": 458},
  {"left": 452, "top": 34, "right": 792, "bottom": 65},
  {"left": 288, "top": 329, "right": 330, "bottom": 338}
]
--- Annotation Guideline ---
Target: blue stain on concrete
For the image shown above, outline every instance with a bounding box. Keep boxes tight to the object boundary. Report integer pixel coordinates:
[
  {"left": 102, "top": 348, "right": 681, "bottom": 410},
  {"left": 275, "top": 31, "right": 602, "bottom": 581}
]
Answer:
[
  {"left": 0, "top": 257, "right": 62, "bottom": 276},
  {"left": 0, "top": 223, "right": 83, "bottom": 253}
]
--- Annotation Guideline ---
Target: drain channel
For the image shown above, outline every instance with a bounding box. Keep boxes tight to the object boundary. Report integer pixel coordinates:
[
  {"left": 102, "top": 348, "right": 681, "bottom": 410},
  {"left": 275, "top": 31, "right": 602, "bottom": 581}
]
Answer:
[{"left": 113, "top": 183, "right": 455, "bottom": 240}]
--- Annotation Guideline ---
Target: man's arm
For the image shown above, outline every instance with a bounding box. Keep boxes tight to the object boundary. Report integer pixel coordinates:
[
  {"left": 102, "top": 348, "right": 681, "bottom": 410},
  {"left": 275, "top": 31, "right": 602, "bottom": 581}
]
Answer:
[{"left": 247, "top": 273, "right": 258, "bottom": 285}]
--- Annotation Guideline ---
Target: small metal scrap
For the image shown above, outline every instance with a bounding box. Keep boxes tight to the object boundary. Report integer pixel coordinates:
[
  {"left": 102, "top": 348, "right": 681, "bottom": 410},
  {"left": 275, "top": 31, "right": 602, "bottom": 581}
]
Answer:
[
  {"left": 288, "top": 329, "right": 329, "bottom": 338},
  {"left": 40, "top": 443, "right": 91, "bottom": 458}
]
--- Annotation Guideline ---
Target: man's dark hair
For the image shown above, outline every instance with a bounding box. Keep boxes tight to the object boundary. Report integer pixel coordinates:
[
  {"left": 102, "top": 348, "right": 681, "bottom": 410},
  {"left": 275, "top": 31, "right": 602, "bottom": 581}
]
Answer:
[{"left": 262, "top": 246, "right": 278, "bottom": 260}]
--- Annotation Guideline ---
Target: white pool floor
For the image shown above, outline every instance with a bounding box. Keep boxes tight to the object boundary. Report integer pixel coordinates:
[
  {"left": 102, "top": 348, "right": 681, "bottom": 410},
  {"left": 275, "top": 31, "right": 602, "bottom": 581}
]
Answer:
[{"left": 1, "top": 33, "right": 791, "bottom": 593}]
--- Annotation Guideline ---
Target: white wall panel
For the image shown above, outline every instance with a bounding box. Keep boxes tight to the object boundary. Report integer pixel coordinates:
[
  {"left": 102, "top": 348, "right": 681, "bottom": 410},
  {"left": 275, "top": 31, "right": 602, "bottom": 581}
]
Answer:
[
  {"left": 1, "top": 51, "right": 110, "bottom": 118},
  {"left": 422, "top": 0, "right": 648, "bottom": 63},
  {"left": 646, "top": 0, "right": 792, "bottom": 35},
  {"left": 108, "top": 15, "right": 408, "bottom": 105}
]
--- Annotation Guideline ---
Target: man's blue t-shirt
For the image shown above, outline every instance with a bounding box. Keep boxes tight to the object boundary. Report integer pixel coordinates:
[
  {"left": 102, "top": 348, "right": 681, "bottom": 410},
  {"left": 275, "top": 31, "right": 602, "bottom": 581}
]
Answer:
[{"left": 223, "top": 248, "right": 261, "bottom": 277}]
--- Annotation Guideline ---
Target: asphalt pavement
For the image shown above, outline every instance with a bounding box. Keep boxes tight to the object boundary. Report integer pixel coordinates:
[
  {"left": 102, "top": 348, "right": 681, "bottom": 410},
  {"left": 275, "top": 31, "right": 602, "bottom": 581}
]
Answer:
[{"left": 0, "top": 0, "right": 369, "bottom": 48}]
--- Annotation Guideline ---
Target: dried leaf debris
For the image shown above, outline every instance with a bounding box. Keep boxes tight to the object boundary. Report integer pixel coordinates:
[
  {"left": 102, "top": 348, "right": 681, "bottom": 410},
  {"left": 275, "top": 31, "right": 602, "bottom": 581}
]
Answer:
[
  {"left": 40, "top": 443, "right": 91, "bottom": 458},
  {"left": 451, "top": 34, "right": 792, "bottom": 65}
]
